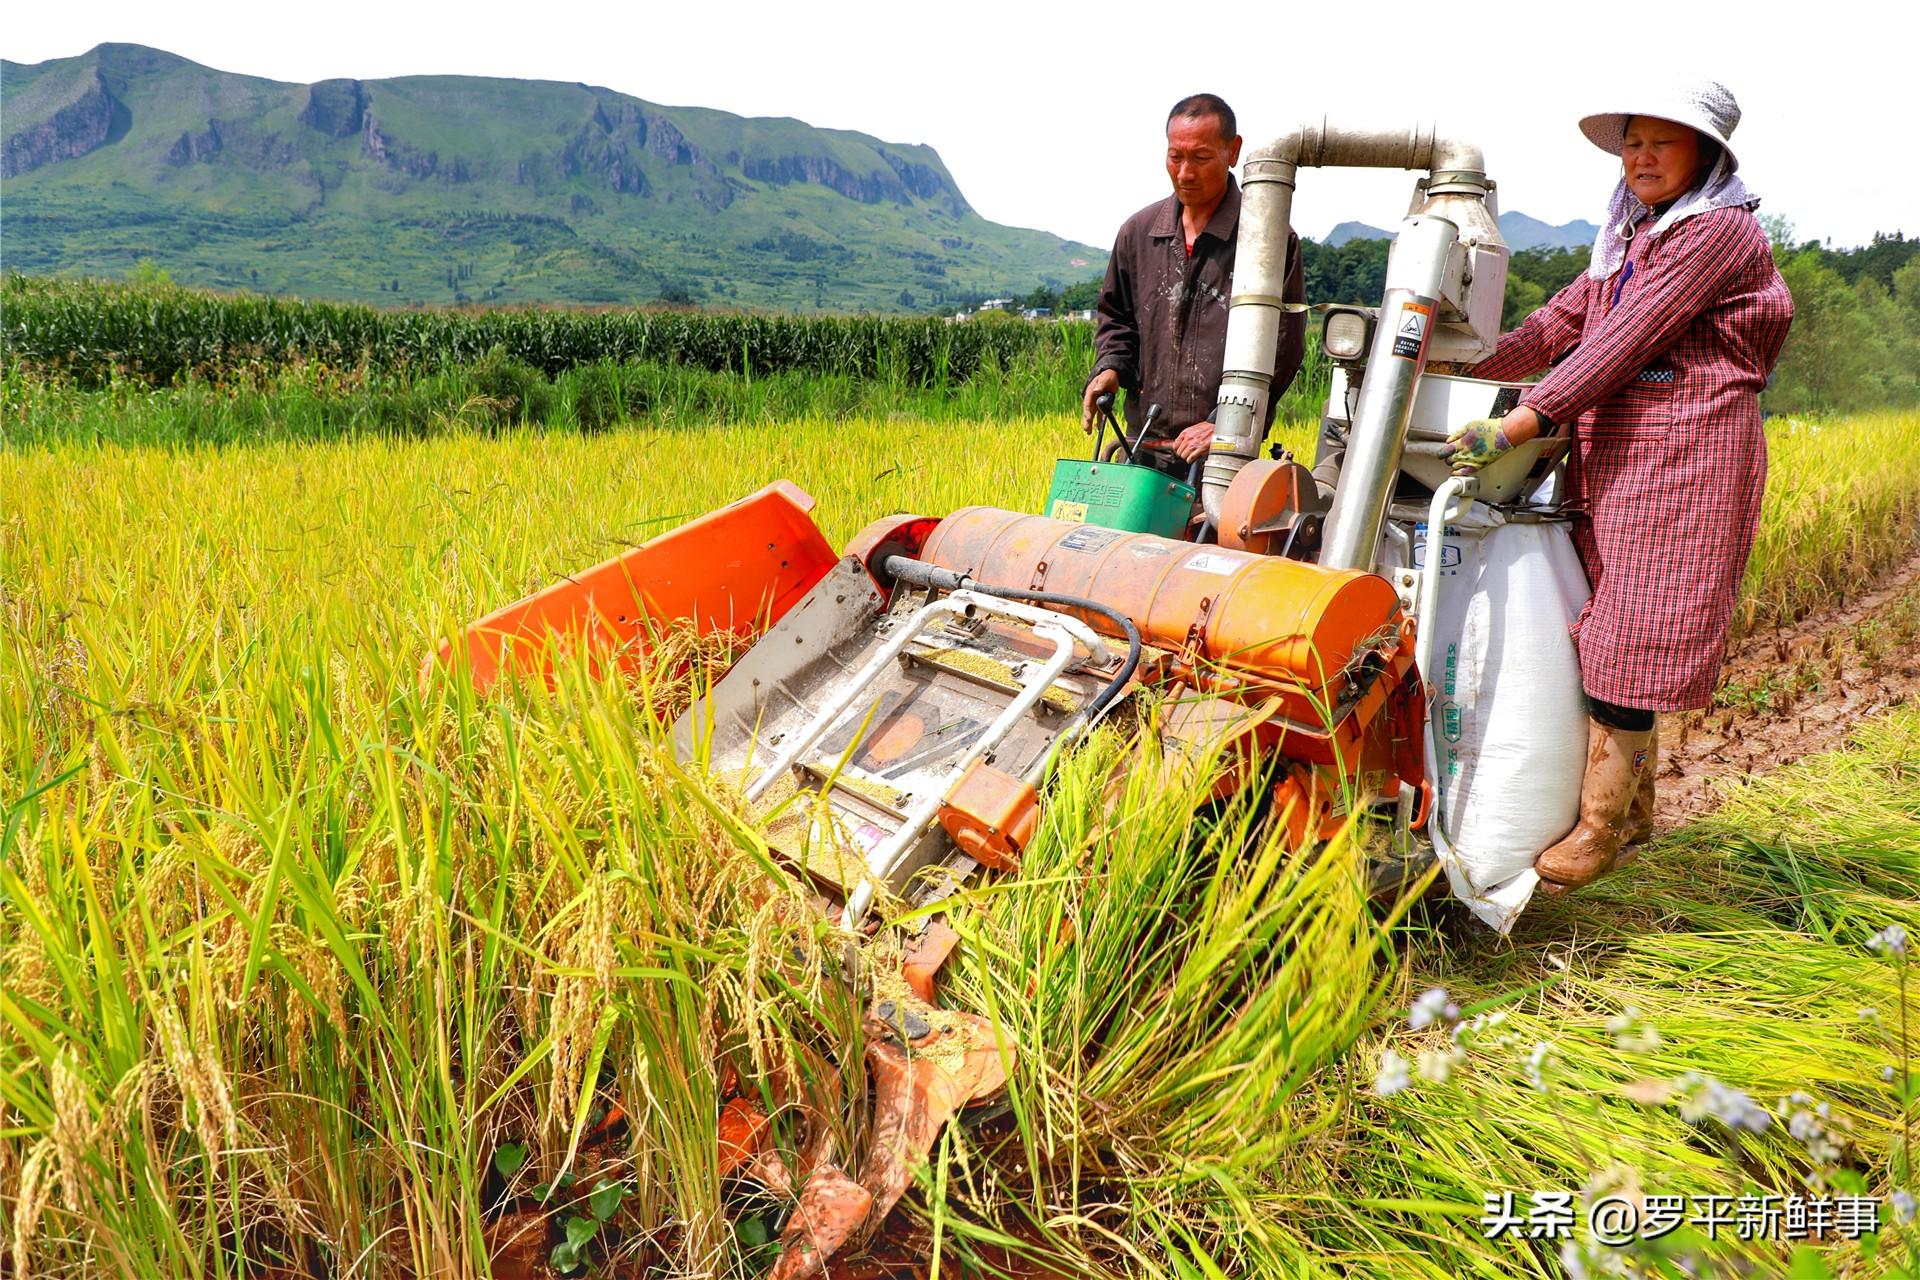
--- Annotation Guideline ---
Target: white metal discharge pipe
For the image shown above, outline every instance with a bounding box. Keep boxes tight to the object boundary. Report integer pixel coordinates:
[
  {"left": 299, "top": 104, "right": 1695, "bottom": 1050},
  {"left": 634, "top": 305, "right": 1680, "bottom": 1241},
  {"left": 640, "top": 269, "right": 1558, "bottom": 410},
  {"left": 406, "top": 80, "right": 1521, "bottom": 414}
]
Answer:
[
  {"left": 1318, "top": 214, "right": 1459, "bottom": 570},
  {"left": 1205, "top": 122, "right": 1489, "bottom": 557}
]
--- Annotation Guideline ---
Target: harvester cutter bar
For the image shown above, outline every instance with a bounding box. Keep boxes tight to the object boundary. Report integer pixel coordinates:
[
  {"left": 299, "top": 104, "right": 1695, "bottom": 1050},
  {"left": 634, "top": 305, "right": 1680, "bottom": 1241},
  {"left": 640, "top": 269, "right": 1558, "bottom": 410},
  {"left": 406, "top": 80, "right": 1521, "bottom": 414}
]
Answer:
[{"left": 673, "top": 557, "right": 1107, "bottom": 923}]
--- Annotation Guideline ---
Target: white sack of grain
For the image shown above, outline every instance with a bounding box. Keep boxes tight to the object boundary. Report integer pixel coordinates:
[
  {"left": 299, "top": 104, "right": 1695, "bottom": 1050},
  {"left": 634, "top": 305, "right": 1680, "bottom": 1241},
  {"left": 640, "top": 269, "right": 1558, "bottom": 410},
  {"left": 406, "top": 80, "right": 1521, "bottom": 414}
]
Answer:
[{"left": 1394, "top": 507, "right": 1592, "bottom": 932}]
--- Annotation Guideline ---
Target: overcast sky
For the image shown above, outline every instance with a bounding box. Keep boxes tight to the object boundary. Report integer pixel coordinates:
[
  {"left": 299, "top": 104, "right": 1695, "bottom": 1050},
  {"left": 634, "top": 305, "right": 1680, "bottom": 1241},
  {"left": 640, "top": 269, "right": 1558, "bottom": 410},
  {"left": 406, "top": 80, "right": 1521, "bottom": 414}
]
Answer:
[{"left": 5, "top": 0, "right": 1910, "bottom": 252}]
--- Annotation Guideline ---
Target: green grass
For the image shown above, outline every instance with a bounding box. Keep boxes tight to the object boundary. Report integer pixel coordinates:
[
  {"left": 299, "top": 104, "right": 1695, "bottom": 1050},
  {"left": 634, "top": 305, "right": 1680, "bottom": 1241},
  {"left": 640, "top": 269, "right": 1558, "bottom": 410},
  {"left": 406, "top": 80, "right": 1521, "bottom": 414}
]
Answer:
[{"left": 2, "top": 413, "right": 1918, "bottom": 1278}]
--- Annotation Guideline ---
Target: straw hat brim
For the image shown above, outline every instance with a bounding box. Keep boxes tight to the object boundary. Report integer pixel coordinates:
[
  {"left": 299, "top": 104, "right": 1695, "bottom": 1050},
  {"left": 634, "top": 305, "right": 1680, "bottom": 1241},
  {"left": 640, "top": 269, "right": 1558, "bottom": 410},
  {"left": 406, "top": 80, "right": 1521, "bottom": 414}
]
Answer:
[{"left": 1579, "top": 111, "right": 1740, "bottom": 172}]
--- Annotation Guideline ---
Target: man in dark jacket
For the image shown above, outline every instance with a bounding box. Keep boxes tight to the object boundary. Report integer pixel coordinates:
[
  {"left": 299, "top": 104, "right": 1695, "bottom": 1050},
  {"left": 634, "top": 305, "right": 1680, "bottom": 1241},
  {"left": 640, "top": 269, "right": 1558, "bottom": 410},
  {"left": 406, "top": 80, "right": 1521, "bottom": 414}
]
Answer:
[{"left": 1084, "top": 94, "right": 1306, "bottom": 476}]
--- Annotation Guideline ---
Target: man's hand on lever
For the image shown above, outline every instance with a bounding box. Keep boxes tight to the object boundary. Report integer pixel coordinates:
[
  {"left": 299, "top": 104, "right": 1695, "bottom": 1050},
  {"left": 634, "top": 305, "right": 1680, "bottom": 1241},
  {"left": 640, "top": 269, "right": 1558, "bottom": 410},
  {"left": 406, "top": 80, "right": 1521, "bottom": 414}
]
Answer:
[
  {"left": 1083, "top": 369, "right": 1121, "bottom": 433},
  {"left": 1172, "top": 421, "right": 1215, "bottom": 462}
]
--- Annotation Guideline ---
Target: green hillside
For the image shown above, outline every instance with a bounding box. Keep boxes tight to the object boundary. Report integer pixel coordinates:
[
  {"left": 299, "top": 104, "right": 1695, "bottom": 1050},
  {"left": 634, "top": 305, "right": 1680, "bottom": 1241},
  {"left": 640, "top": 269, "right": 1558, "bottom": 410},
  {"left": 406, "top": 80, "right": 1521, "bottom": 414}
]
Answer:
[{"left": 0, "top": 44, "right": 1106, "bottom": 311}]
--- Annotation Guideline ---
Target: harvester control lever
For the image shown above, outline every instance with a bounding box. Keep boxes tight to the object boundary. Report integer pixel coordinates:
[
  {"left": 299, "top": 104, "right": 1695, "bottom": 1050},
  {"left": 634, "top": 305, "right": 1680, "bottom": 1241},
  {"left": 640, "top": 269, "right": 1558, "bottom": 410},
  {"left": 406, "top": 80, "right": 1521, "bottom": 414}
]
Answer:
[
  {"left": 1130, "top": 402, "right": 1163, "bottom": 459},
  {"left": 1091, "top": 392, "right": 1133, "bottom": 463}
]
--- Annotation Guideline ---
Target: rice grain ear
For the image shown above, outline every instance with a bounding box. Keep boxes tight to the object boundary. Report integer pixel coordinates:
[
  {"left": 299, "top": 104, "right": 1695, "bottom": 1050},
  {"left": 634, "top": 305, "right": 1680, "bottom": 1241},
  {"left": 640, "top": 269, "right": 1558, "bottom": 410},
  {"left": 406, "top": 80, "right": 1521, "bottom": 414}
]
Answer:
[
  {"left": 48, "top": 1047, "right": 96, "bottom": 1215},
  {"left": 10, "top": 1141, "right": 55, "bottom": 1280}
]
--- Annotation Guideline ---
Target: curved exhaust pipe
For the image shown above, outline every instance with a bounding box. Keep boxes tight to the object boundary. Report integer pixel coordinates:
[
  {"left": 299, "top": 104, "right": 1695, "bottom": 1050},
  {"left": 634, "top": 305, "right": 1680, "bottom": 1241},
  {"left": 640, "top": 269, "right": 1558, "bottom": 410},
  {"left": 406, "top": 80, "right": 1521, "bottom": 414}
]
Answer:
[{"left": 1203, "top": 123, "right": 1489, "bottom": 547}]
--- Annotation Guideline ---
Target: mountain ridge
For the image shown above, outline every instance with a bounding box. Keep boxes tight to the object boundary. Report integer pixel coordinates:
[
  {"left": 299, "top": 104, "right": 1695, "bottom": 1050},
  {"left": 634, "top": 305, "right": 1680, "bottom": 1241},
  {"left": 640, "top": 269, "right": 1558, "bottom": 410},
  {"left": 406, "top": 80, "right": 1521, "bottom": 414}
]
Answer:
[
  {"left": 1, "top": 43, "right": 1104, "bottom": 310},
  {"left": 1320, "top": 214, "right": 1597, "bottom": 251}
]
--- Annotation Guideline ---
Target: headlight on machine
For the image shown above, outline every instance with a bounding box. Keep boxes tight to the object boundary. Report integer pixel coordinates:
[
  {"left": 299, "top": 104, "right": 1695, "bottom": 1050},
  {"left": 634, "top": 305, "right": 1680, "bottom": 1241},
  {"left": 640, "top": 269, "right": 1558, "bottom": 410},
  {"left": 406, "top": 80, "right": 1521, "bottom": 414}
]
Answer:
[{"left": 1321, "top": 307, "right": 1373, "bottom": 361}]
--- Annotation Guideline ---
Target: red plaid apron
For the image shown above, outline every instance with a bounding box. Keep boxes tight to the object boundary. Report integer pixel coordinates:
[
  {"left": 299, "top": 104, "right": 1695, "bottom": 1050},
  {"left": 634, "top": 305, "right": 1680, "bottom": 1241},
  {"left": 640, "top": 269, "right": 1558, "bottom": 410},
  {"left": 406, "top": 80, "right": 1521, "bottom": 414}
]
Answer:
[{"left": 1471, "top": 205, "right": 1794, "bottom": 711}]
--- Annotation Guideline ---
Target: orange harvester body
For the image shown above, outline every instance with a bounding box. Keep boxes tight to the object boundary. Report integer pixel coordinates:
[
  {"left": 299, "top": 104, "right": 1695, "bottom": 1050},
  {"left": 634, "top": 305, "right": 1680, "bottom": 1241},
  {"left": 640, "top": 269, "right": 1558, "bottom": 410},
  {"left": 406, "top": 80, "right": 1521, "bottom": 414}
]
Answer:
[
  {"left": 439, "top": 480, "right": 838, "bottom": 694},
  {"left": 906, "top": 506, "right": 1427, "bottom": 839},
  {"left": 444, "top": 486, "right": 1429, "bottom": 1276}
]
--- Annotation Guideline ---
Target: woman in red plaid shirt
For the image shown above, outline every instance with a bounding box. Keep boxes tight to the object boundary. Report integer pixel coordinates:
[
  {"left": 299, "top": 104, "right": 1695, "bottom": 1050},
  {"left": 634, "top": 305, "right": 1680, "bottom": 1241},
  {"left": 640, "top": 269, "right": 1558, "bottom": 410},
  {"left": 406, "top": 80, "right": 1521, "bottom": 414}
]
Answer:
[{"left": 1445, "top": 82, "right": 1794, "bottom": 895}]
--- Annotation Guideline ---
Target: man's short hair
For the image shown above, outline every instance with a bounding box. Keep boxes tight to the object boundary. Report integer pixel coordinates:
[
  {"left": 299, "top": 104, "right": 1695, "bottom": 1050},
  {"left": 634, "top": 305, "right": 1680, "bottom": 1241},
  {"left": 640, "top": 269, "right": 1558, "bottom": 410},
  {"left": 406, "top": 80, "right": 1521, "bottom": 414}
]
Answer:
[{"left": 1167, "top": 94, "right": 1237, "bottom": 145}]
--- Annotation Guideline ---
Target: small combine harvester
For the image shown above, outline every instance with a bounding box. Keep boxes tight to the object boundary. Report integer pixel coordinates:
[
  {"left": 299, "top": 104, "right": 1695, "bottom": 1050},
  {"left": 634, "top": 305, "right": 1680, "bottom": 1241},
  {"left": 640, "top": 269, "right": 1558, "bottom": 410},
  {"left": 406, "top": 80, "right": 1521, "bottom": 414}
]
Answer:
[{"left": 443, "top": 121, "right": 1593, "bottom": 1276}]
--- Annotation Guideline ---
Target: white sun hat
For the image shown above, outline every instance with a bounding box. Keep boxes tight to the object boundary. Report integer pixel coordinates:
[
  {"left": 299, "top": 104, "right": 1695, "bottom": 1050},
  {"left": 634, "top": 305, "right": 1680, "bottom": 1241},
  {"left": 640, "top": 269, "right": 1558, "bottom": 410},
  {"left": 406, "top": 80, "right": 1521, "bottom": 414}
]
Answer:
[
  {"left": 1578, "top": 79, "right": 1760, "bottom": 282},
  {"left": 1579, "top": 80, "right": 1742, "bottom": 173}
]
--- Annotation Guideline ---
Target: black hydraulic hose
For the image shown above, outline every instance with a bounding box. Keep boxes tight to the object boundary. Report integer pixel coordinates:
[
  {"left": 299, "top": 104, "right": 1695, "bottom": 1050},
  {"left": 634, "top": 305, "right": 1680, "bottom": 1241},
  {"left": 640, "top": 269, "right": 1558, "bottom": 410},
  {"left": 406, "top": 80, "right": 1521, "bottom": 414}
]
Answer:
[{"left": 883, "top": 556, "right": 1142, "bottom": 720}]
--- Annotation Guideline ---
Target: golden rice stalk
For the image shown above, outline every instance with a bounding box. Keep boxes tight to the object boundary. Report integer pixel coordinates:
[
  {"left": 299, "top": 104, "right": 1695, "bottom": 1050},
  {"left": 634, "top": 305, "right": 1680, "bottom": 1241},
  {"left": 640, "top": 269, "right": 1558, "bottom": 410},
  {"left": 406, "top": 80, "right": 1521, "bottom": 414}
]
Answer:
[
  {"left": 9, "top": 1141, "right": 55, "bottom": 1280},
  {"left": 151, "top": 1005, "right": 238, "bottom": 1164},
  {"left": 48, "top": 1048, "right": 95, "bottom": 1214},
  {"left": 545, "top": 873, "right": 617, "bottom": 1148}
]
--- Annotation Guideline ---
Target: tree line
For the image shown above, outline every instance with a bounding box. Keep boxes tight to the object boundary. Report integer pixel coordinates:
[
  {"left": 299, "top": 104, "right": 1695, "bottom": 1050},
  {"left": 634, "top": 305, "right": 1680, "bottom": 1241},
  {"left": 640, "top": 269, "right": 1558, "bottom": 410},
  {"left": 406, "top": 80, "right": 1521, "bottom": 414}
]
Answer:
[{"left": 1028, "top": 228, "right": 1917, "bottom": 415}]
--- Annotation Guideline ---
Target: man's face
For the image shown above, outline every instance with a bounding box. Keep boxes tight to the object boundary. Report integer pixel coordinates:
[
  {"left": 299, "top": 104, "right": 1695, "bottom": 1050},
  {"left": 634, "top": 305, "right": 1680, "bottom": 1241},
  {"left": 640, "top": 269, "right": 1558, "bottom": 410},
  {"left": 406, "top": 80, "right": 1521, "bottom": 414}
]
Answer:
[{"left": 1165, "top": 114, "right": 1242, "bottom": 213}]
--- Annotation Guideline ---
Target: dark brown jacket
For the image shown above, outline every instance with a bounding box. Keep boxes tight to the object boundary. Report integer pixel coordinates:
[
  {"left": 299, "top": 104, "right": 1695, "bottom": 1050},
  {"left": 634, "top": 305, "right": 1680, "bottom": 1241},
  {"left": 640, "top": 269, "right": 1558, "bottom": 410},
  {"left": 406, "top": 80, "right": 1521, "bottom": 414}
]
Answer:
[{"left": 1091, "top": 177, "right": 1306, "bottom": 444}]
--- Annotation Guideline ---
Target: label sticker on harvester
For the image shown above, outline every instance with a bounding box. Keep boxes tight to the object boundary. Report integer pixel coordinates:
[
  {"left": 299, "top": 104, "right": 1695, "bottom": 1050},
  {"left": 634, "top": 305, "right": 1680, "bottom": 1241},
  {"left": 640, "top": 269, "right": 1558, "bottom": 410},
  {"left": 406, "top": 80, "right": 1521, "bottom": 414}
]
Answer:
[
  {"left": 1059, "top": 525, "right": 1125, "bottom": 552},
  {"left": 1391, "top": 302, "right": 1432, "bottom": 360},
  {"left": 1184, "top": 551, "right": 1250, "bottom": 576},
  {"left": 1049, "top": 500, "right": 1090, "bottom": 523}
]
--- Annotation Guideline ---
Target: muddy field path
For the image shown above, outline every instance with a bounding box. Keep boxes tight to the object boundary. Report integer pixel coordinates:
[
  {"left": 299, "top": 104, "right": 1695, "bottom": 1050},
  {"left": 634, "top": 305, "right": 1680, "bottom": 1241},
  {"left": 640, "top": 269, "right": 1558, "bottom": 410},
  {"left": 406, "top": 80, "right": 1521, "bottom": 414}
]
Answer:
[{"left": 1654, "top": 542, "right": 1920, "bottom": 831}]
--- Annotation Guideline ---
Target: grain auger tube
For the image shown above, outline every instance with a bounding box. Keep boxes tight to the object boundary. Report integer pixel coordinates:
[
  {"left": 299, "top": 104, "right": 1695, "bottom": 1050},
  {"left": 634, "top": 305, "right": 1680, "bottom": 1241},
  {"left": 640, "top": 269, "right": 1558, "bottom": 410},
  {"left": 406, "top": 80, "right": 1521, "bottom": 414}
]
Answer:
[{"left": 1204, "top": 121, "right": 1508, "bottom": 568}]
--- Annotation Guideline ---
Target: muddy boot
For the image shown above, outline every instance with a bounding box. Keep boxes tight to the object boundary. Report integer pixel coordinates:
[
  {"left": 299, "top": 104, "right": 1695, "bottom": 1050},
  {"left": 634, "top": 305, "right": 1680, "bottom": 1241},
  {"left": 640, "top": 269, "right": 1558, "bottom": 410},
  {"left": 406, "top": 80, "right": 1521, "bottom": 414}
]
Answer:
[
  {"left": 1618, "top": 723, "right": 1659, "bottom": 861},
  {"left": 1535, "top": 719, "right": 1654, "bottom": 896}
]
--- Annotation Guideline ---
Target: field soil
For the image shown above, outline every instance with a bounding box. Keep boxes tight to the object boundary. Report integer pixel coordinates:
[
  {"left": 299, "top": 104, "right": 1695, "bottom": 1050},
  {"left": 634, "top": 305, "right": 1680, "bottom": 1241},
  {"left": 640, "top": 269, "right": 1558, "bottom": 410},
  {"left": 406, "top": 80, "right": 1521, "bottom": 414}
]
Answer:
[{"left": 1655, "top": 542, "right": 1920, "bottom": 830}]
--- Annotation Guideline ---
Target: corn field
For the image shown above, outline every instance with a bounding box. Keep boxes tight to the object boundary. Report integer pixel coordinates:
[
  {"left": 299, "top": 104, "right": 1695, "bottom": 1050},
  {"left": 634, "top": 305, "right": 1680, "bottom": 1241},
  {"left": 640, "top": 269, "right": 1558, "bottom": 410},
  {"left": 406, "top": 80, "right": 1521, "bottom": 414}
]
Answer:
[
  {"left": 1, "top": 275, "right": 1093, "bottom": 389},
  {"left": 3, "top": 410, "right": 1919, "bottom": 1279}
]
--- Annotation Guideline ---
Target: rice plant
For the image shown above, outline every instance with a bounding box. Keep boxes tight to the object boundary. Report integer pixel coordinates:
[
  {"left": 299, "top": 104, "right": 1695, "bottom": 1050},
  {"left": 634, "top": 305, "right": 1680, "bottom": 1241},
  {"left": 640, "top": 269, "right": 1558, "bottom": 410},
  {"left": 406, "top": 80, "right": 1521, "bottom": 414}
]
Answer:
[{"left": 2, "top": 411, "right": 1917, "bottom": 1277}]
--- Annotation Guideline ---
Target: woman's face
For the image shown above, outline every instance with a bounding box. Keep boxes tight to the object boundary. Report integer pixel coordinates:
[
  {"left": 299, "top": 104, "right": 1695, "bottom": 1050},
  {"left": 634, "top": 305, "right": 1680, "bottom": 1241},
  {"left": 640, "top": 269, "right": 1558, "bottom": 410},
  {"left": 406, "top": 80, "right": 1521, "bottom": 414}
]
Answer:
[{"left": 1621, "top": 116, "right": 1704, "bottom": 206}]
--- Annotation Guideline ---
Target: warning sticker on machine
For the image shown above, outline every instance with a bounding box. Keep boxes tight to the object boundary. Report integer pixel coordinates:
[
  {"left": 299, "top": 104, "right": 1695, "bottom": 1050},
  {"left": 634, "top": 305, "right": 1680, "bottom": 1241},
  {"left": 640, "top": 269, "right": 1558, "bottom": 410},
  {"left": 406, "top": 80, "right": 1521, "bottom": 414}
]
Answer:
[
  {"left": 1391, "top": 302, "right": 1432, "bottom": 360},
  {"left": 1059, "top": 525, "right": 1125, "bottom": 552},
  {"left": 1184, "top": 551, "right": 1250, "bottom": 576},
  {"left": 1048, "top": 500, "right": 1090, "bottom": 523}
]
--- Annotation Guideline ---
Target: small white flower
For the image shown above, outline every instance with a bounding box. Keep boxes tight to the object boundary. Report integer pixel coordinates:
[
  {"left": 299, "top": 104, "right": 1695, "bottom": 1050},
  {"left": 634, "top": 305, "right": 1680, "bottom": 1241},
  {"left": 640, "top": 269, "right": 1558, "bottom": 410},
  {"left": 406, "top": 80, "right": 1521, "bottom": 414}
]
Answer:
[
  {"left": 1526, "top": 1042, "right": 1557, "bottom": 1093},
  {"left": 1559, "top": 1238, "right": 1628, "bottom": 1280},
  {"left": 1409, "top": 987, "right": 1460, "bottom": 1031},
  {"left": 1373, "top": 1048, "right": 1412, "bottom": 1097},
  {"left": 1866, "top": 924, "right": 1909, "bottom": 958},
  {"left": 1450, "top": 1007, "right": 1509, "bottom": 1047},
  {"left": 1674, "top": 1072, "right": 1770, "bottom": 1134},
  {"left": 1605, "top": 1007, "right": 1663, "bottom": 1053},
  {"left": 1719, "top": 1086, "right": 1771, "bottom": 1133},
  {"left": 1788, "top": 1110, "right": 1821, "bottom": 1142},
  {"left": 1894, "top": 1189, "right": 1917, "bottom": 1223},
  {"left": 1677, "top": 1072, "right": 1710, "bottom": 1123},
  {"left": 1858, "top": 1006, "right": 1880, "bottom": 1023},
  {"left": 1882, "top": 1065, "right": 1899, "bottom": 1083},
  {"left": 1417, "top": 1045, "right": 1465, "bottom": 1083}
]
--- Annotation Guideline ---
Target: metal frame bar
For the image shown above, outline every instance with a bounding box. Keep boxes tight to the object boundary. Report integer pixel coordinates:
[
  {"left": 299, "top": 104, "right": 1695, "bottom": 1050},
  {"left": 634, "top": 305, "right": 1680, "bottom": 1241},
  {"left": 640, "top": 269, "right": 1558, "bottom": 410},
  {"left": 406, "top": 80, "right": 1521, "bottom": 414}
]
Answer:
[{"left": 839, "top": 603, "right": 1094, "bottom": 926}]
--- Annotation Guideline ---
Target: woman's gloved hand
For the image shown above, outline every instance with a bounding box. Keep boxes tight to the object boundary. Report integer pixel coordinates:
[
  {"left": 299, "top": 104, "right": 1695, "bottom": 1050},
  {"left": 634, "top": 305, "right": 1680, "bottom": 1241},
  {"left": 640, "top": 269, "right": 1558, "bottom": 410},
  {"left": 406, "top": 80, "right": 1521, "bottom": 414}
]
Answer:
[{"left": 1443, "top": 418, "right": 1513, "bottom": 471}]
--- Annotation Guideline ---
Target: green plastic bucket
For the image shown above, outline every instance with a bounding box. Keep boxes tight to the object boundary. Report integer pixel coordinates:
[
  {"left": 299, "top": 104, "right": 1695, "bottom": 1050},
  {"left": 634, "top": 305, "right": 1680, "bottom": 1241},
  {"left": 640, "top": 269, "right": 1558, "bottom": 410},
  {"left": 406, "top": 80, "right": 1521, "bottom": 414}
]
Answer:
[{"left": 1044, "top": 458, "right": 1196, "bottom": 539}]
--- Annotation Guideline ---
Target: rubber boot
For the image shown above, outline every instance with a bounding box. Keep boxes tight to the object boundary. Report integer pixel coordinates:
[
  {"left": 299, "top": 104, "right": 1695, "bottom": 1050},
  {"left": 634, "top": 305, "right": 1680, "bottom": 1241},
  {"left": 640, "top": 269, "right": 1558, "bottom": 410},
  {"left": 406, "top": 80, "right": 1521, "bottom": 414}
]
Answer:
[
  {"left": 1535, "top": 718, "right": 1654, "bottom": 895},
  {"left": 1618, "top": 722, "right": 1659, "bottom": 862}
]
